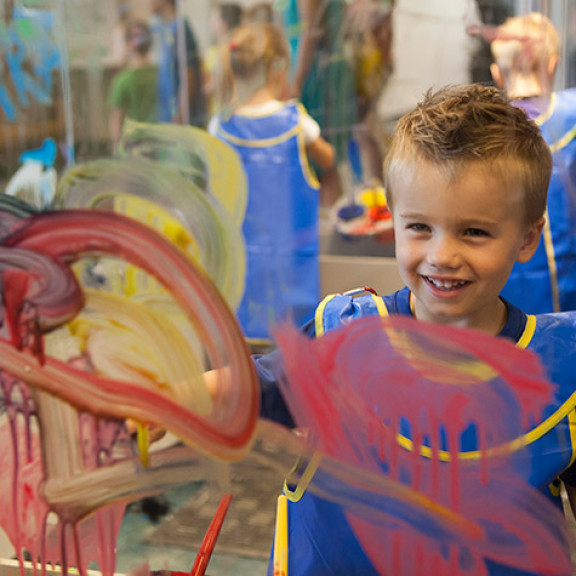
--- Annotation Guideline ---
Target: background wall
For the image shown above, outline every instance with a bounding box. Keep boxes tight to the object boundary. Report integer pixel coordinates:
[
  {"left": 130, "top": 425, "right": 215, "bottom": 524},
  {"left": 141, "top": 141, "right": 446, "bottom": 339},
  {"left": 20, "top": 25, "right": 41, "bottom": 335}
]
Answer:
[{"left": 377, "top": 0, "right": 477, "bottom": 121}]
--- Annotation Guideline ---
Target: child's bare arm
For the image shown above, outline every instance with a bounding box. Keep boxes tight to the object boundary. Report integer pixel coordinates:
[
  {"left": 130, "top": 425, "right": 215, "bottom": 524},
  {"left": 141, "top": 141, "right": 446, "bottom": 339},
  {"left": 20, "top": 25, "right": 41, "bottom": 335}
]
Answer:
[
  {"left": 203, "top": 367, "right": 229, "bottom": 398},
  {"left": 124, "top": 368, "right": 230, "bottom": 447},
  {"left": 306, "top": 136, "right": 335, "bottom": 170},
  {"left": 126, "top": 418, "right": 167, "bottom": 444}
]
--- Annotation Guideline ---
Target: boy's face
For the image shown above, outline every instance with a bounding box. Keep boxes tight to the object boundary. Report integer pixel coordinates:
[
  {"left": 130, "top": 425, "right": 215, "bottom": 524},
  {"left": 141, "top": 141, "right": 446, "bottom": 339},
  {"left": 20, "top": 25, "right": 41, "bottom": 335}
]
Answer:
[{"left": 391, "top": 160, "right": 543, "bottom": 334}]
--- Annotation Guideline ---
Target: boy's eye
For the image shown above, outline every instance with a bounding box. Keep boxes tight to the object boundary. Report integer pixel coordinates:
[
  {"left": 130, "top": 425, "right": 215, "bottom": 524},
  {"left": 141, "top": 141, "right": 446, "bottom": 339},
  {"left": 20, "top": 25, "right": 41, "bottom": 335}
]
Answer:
[
  {"left": 407, "top": 223, "right": 430, "bottom": 232},
  {"left": 465, "top": 228, "right": 489, "bottom": 237}
]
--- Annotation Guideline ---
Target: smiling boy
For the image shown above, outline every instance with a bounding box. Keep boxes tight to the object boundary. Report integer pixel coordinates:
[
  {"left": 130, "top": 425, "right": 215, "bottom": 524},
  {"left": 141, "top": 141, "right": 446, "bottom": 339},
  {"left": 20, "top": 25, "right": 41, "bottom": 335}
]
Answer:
[
  {"left": 256, "top": 83, "right": 576, "bottom": 575},
  {"left": 386, "top": 85, "right": 546, "bottom": 335}
]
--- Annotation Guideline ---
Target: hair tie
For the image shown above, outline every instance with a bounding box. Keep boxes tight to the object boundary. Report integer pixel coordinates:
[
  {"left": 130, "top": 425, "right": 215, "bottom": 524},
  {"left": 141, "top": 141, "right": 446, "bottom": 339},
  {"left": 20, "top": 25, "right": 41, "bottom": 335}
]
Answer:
[{"left": 229, "top": 41, "right": 239, "bottom": 50}]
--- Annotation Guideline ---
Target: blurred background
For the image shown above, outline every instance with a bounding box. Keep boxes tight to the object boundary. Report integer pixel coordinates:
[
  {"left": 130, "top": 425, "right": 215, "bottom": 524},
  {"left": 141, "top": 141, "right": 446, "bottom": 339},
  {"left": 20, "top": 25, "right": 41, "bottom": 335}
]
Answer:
[{"left": 3, "top": 1, "right": 576, "bottom": 298}]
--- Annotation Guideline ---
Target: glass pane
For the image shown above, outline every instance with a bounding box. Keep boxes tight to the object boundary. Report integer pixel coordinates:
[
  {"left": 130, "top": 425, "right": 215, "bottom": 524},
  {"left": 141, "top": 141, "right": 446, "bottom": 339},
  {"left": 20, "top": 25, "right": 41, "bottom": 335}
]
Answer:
[{"left": 1, "top": 2, "right": 575, "bottom": 575}]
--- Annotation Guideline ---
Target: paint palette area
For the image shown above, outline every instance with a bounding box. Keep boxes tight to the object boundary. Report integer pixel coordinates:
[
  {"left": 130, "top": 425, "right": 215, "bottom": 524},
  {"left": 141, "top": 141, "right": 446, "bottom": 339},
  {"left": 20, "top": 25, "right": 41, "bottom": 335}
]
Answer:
[{"left": 333, "top": 184, "right": 394, "bottom": 240}]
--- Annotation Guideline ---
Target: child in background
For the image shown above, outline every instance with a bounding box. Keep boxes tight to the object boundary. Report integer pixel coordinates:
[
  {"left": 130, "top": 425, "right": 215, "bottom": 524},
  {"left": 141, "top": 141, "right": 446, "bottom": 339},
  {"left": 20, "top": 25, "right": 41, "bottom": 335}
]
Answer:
[
  {"left": 204, "top": 3, "right": 243, "bottom": 116},
  {"left": 490, "top": 13, "right": 576, "bottom": 314},
  {"left": 108, "top": 21, "right": 158, "bottom": 149},
  {"left": 345, "top": 0, "right": 394, "bottom": 183},
  {"left": 253, "top": 83, "right": 576, "bottom": 575},
  {"left": 209, "top": 22, "right": 334, "bottom": 344},
  {"left": 277, "top": 0, "right": 357, "bottom": 206},
  {"left": 150, "top": 0, "right": 206, "bottom": 127}
]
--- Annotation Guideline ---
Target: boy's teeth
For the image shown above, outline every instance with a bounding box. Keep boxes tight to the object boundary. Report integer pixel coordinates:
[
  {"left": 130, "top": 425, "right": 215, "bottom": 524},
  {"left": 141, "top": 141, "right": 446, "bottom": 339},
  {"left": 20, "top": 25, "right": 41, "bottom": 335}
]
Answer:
[{"left": 427, "top": 277, "right": 466, "bottom": 289}]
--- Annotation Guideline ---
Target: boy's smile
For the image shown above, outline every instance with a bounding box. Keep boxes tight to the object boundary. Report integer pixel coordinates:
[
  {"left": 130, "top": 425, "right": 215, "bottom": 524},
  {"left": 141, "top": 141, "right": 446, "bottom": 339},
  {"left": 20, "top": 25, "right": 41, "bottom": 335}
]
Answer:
[{"left": 391, "top": 160, "right": 543, "bottom": 334}]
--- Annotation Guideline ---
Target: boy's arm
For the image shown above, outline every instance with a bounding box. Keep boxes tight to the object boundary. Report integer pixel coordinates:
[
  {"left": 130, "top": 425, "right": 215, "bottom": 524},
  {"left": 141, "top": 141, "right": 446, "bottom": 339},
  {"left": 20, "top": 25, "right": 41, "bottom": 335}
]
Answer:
[
  {"left": 203, "top": 352, "right": 296, "bottom": 429},
  {"left": 204, "top": 320, "right": 317, "bottom": 427},
  {"left": 300, "top": 110, "right": 334, "bottom": 170}
]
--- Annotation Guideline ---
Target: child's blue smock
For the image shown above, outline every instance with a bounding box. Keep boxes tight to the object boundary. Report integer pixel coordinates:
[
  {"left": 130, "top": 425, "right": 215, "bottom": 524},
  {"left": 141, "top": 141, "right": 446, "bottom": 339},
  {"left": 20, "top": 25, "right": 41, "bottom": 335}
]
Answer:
[
  {"left": 503, "top": 89, "right": 576, "bottom": 313},
  {"left": 257, "top": 286, "right": 576, "bottom": 576},
  {"left": 214, "top": 102, "right": 320, "bottom": 340}
]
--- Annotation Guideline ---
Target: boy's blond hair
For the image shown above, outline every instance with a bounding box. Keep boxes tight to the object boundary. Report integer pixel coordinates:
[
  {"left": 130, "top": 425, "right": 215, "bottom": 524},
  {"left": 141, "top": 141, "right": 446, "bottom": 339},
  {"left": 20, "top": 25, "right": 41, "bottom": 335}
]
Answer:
[
  {"left": 384, "top": 84, "right": 552, "bottom": 225},
  {"left": 490, "top": 13, "right": 559, "bottom": 79}
]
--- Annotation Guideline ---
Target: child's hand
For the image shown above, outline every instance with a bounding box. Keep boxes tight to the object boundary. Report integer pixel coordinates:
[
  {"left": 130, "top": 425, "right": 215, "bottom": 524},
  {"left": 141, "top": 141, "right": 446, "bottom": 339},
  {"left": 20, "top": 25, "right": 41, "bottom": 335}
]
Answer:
[{"left": 126, "top": 418, "right": 167, "bottom": 444}]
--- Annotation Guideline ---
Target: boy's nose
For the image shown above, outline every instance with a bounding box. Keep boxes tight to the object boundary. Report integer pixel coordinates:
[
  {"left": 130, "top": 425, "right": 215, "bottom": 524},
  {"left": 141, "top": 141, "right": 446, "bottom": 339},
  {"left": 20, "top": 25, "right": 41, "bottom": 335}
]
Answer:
[{"left": 426, "top": 235, "right": 460, "bottom": 269}]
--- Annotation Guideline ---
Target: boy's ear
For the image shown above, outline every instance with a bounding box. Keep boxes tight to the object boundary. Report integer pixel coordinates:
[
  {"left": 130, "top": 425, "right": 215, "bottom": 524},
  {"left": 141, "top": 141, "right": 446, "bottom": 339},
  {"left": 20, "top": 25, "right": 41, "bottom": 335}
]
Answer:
[
  {"left": 516, "top": 217, "right": 545, "bottom": 263},
  {"left": 490, "top": 63, "right": 505, "bottom": 88}
]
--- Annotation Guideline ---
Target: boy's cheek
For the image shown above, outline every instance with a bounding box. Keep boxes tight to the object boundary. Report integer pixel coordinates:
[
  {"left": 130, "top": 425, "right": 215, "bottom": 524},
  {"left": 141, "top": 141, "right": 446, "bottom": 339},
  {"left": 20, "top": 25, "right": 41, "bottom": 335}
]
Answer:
[
  {"left": 393, "top": 246, "right": 409, "bottom": 269},
  {"left": 393, "top": 238, "right": 413, "bottom": 264}
]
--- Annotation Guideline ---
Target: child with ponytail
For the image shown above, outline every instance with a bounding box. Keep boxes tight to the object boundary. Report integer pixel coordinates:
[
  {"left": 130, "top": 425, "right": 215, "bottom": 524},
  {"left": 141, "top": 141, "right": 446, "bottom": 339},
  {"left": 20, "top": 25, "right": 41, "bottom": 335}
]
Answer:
[{"left": 209, "top": 22, "right": 334, "bottom": 344}]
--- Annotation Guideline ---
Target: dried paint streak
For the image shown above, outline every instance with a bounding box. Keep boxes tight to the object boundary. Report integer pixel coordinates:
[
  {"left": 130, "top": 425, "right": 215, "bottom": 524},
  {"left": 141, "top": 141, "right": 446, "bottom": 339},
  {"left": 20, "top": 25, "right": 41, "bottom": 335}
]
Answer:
[
  {"left": 119, "top": 120, "right": 248, "bottom": 227},
  {"left": 54, "top": 156, "right": 246, "bottom": 311},
  {"left": 0, "top": 197, "right": 258, "bottom": 575},
  {"left": 274, "top": 317, "right": 571, "bottom": 575},
  {"left": 0, "top": 378, "right": 125, "bottom": 576},
  {"left": 1, "top": 209, "right": 258, "bottom": 457}
]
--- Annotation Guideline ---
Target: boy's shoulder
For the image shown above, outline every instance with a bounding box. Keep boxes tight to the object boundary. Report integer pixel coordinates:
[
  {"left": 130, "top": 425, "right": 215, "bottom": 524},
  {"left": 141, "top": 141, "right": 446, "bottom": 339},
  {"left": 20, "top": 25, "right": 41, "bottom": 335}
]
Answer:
[
  {"left": 527, "top": 311, "right": 576, "bottom": 404},
  {"left": 531, "top": 311, "right": 576, "bottom": 340},
  {"left": 314, "top": 286, "right": 410, "bottom": 336},
  {"left": 314, "top": 287, "right": 576, "bottom": 345}
]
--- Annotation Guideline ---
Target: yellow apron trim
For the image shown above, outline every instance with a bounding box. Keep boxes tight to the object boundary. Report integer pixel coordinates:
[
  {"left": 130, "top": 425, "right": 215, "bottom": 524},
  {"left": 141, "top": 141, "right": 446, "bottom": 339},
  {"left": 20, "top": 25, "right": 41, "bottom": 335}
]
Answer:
[
  {"left": 297, "top": 103, "right": 320, "bottom": 189},
  {"left": 315, "top": 292, "right": 389, "bottom": 337},
  {"left": 567, "top": 408, "right": 576, "bottom": 469},
  {"left": 284, "top": 452, "right": 323, "bottom": 502},
  {"left": 372, "top": 293, "right": 389, "bottom": 317},
  {"left": 529, "top": 93, "right": 565, "bottom": 311},
  {"left": 549, "top": 123, "right": 576, "bottom": 153},
  {"left": 549, "top": 479, "right": 561, "bottom": 497},
  {"left": 532, "top": 92, "right": 576, "bottom": 153},
  {"left": 394, "top": 314, "right": 565, "bottom": 461},
  {"left": 534, "top": 92, "right": 555, "bottom": 126},
  {"left": 516, "top": 314, "right": 536, "bottom": 350},
  {"left": 540, "top": 211, "right": 560, "bottom": 312},
  {"left": 314, "top": 294, "right": 337, "bottom": 337},
  {"left": 541, "top": 92, "right": 576, "bottom": 153},
  {"left": 395, "top": 385, "right": 576, "bottom": 461},
  {"left": 398, "top": 386, "right": 576, "bottom": 462},
  {"left": 218, "top": 124, "right": 301, "bottom": 148}
]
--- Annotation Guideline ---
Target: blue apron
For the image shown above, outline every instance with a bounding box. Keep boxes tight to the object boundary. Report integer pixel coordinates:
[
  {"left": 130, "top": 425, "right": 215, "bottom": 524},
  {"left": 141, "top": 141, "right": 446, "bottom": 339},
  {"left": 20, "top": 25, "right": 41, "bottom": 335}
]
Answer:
[
  {"left": 502, "top": 89, "right": 576, "bottom": 313},
  {"left": 269, "top": 287, "right": 576, "bottom": 576},
  {"left": 216, "top": 102, "right": 320, "bottom": 339}
]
